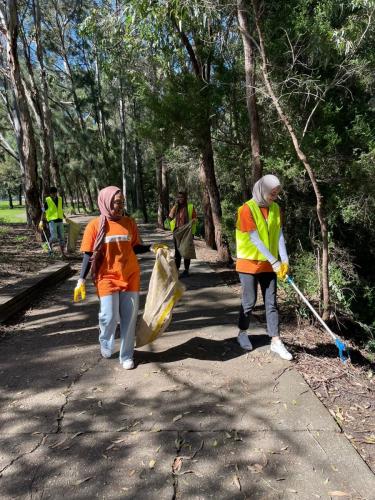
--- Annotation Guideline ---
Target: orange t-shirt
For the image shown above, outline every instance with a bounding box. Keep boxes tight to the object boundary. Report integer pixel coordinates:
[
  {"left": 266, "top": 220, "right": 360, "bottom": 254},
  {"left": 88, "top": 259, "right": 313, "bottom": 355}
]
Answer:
[
  {"left": 235, "top": 204, "right": 274, "bottom": 274},
  {"left": 80, "top": 216, "right": 141, "bottom": 297}
]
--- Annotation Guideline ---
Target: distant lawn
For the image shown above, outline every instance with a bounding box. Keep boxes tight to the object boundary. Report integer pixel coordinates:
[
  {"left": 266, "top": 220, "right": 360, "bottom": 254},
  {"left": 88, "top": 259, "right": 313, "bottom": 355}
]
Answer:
[{"left": 0, "top": 200, "right": 26, "bottom": 223}]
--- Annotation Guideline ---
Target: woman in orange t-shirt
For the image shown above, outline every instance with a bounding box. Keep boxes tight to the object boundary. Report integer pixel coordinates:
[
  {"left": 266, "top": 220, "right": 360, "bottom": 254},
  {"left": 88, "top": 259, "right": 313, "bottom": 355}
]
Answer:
[{"left": 75, "top": 186, "right": 151, "bottom": 370}]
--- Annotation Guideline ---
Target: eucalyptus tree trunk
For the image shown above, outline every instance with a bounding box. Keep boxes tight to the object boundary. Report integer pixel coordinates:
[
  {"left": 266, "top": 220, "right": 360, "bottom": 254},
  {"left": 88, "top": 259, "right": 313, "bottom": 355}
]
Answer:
[
  {"left": 199, "top": 163, "right": 215, "bottom": 248},
  {"left": 83, "top": 170, "right": 95, "bottom": 213},
  {"left": 156, "top": 153, "right": 169, "bottom": 229},
  {"left": 8, "top": 189, "right": 13, "bottom": 209},
  {"left": 32, "top": 0, "right": 62, "bottom": 191},
  {"left": 237, "top": 0, "right": 262, "bottom": 187},
  {"left": 0, "top": 1, "right": 41, "bottom": 227},
  {"left": 172, "top": 18, "right": 231, "bottom": 262},
  {"left": 119, "top": 86, "right": 128, "bottom": 211},
  {"left": 134, "top": 139, "right": 148, "bottom": 223},
  {"left": 63, "top": 172, "right": 75, "bottom": 212},
  {"left": 252, "top": 0, "right": 330, "bottom": 318}
]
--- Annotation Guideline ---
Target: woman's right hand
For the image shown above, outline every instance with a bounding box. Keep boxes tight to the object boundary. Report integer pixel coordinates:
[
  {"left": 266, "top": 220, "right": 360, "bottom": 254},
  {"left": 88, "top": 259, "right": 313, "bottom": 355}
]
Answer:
[{"left": 74, "top": 278, "right": 86, "bottom": 302}]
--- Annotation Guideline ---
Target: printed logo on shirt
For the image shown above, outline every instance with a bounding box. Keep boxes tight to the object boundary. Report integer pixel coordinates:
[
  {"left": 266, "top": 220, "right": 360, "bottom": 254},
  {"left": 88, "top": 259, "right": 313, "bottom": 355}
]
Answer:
[{"left": 104, "top": 235, "right": 131, "bottom": 243}]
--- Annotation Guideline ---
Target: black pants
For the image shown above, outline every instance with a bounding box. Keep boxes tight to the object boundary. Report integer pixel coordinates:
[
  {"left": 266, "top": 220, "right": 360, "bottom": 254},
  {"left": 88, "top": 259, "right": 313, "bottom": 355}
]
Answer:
[
  {"left": 173, "top": 236, "right": 190, "bottom": 271},
  {"left": 238, "top": 272, "right": 279, "bottom": 337}
]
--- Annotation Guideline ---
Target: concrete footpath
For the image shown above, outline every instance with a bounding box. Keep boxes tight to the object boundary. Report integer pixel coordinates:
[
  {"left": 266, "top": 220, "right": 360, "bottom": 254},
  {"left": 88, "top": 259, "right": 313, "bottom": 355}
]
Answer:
[{"left": 0, "top": 225, "right": 374, "bottom": 499}]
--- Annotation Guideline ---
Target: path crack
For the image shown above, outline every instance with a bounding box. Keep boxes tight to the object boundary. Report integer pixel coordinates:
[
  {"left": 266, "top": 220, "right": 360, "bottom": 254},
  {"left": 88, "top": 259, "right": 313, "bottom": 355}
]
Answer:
[
  {"left": 0, "top": 434, "right": 47, "bottom": 476},
  {"left": 56, "top": 356, "right": 101, "bottom": 433}
]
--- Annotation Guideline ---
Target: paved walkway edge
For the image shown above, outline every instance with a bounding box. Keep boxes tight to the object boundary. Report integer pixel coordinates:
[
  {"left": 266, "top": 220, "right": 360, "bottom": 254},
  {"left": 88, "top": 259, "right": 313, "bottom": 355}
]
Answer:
[{"left": 0, "top": 263, "right": 72, "bottom": 323}]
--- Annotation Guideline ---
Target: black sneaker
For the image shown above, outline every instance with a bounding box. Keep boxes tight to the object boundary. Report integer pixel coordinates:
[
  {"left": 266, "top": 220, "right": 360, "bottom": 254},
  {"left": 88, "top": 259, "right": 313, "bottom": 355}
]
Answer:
[{"left": 180, "top": 270, "right": 190, "bottom": 278}]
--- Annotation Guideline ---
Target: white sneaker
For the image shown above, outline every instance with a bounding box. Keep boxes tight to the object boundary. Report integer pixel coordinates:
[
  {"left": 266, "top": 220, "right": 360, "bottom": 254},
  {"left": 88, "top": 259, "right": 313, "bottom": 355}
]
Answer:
[
  {"left": 271, "top": 339, "right": 293, "bottom": 360},
  {"left": 237, "top": 331, "right": 253, "bottom": 351},
  {"left": 100, "top": 347, "right": 112, "bottom": 358},
  {"left": 122, "top": 359, "right": 135, "bottom": 370}
]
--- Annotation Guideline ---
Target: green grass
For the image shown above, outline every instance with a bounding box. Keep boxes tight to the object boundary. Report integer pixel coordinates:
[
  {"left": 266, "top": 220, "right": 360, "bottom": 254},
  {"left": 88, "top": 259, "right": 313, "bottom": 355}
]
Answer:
[{"left": 0, "top": 200, "right": 27, "bottom": 223}]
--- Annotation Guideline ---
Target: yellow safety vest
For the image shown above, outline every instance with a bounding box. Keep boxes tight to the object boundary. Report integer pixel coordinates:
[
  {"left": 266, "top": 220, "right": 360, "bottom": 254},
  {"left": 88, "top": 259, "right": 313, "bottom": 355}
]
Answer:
[
  {"left": 236, "top": 200, "right": 280, "bottom": 260},
  {"left": 170, "top": 203, "right": 196, "bottom": 235},
  {"left": 45, "top": 196, "right": 63, "bottom": 222}
]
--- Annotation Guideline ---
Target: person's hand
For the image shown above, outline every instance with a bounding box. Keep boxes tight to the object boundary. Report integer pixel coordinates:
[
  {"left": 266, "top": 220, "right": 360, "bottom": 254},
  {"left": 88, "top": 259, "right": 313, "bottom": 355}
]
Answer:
[
  {"left": 151, "top": 243, "right": 169, "bottom": 253},
  {"left": 74, "top": 278, "right": 86, "bottom": 302},
  {"left": 277, "top": 262, "right": 289, "bottom": 281}
]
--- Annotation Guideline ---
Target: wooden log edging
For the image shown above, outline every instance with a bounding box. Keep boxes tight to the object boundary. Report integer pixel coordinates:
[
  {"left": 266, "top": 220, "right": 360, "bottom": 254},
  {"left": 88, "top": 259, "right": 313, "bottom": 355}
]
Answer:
[{"left": 0, "top": 263, "right": 72, "bottom": 323}]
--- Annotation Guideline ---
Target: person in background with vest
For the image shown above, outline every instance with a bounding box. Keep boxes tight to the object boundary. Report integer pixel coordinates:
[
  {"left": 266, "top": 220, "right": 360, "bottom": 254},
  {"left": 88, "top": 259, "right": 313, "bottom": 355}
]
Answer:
[
  {"left": 43, "top": 186, "right": 66, "bottom": 258},
  {"left": 167, "top": 191, "right": 197, "bottom": 277},
  {"left": 235, "top": 174, "right": 292, "bottom": 360}
]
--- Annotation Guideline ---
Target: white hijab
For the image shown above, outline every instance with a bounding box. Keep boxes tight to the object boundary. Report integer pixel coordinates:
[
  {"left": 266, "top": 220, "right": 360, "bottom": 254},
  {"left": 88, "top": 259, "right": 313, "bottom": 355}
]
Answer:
[{"left": 252, "top": 174, "right": 281, "bottom": 207}]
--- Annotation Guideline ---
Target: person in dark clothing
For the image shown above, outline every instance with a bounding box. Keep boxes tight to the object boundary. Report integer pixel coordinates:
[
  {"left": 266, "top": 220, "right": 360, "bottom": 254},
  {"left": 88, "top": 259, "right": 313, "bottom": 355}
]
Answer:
[{"left": 167, "top": 191, "right": 197, "bottom": 277}]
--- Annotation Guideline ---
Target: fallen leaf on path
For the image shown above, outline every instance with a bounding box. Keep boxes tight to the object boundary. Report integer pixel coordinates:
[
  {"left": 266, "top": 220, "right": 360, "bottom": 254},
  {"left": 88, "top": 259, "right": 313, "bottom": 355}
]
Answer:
[
  {"left": 247, "top": 463, "right": 264, "bottom": 474},
  {"left": 173, "top": 414, "right": 183, "bottom": 422},
  {"left": 149, "top": 460, "right": 156, "bottom": 469},
  {"left": 97, "top": 400, "right": 103, "bottom": 408},
  {"left": 328, "top": 492, "right": 351, "bottom": 497},
  {"left": 75, "top": 477, "right": 93, "bottom": 485},
  {"left": 49, "top": 438, "right": 67, "bottom": 449},
  {"left": 112, "top": 438, "right": 127, "bottom": 444},
  {"left": 172, "top": 456, "right": 183, "bottom": 473}
]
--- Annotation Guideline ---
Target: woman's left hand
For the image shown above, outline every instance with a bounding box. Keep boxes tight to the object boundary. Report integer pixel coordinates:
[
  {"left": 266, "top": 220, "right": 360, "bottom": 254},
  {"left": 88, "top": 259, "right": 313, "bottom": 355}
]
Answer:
[{"left": 151, "top": 243, "right": 169, "bottom": 253}]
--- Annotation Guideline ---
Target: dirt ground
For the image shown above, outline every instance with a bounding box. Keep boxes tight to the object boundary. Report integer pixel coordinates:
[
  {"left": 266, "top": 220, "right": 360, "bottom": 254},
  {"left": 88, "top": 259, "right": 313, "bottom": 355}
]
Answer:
[
  {"left": 1, "top": 228, "right": 374, "bottom": 475},
  {"left": 0, "top": 223, "right": 64, "bottom": 288}
]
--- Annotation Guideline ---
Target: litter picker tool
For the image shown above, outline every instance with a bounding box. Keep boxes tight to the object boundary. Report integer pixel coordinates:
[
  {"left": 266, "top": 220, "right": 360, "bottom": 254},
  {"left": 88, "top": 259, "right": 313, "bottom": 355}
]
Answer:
[{"left": 285, "top": 274, "right": 349, "bottom": 363}]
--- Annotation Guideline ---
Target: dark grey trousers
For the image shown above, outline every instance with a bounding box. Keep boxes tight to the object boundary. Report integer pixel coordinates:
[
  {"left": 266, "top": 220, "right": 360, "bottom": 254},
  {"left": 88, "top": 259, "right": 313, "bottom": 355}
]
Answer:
[{"left": 238, "top": 272, "right": 279, "bottom": 337}]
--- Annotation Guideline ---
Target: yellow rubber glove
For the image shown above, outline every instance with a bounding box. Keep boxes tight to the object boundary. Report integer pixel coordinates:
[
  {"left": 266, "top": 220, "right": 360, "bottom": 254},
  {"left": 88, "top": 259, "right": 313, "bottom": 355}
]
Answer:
[
  {"left": 277, "top": 262, "right": 289, "bottom": 281},
  {"left": 151, "top": 243, "right": 169, "bottom": 253},
  {"left": 74, "top": 279, "right": 86, "bottom": 302}
]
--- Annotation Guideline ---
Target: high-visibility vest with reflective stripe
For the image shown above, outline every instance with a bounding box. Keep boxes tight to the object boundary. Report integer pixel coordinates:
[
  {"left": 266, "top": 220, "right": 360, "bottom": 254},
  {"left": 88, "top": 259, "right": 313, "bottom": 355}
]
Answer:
[
  {"left": 45, "top": 196, "right": 63, "bottom": 222},
  {"left": 236, "top": 200, "right": 280, "bottom": 260},
  {"left": 170, "top": 203, "right": 196, "bottom": 235}
]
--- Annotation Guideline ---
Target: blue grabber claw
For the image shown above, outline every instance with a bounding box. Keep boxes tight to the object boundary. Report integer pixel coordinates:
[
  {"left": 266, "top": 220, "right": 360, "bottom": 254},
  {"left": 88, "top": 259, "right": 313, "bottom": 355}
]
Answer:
[{"left": 335, "top": 338, "right": 349, "bottom": 363}]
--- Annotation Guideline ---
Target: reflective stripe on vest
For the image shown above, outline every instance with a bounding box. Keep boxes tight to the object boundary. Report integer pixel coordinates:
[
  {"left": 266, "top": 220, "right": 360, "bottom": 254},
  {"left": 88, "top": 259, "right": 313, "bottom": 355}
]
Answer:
[
  {"left": 45, "top": 196, "right": 63, "bottom": 222},
  {"left": 170, "top": 203, "right": 196, "bottom": 235},
  {"left": 236, "top": 200, "right": 280, "bottom": 260}
]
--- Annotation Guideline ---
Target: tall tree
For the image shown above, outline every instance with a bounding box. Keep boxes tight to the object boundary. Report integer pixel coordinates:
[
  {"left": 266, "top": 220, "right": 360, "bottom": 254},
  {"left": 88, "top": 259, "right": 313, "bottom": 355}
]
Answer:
[
  {"left": 0, "top": 0, "right": 41, "bottom": 227},
  {"left": 237, "top": 0, "right": 262, "bottom": 187}
]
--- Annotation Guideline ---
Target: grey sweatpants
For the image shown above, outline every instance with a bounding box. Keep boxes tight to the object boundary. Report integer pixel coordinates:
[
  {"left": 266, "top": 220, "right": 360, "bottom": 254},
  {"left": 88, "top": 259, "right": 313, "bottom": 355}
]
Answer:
[{"left": 238, "top": 272, "right": 279, "bottom": 337}]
